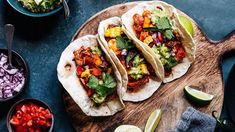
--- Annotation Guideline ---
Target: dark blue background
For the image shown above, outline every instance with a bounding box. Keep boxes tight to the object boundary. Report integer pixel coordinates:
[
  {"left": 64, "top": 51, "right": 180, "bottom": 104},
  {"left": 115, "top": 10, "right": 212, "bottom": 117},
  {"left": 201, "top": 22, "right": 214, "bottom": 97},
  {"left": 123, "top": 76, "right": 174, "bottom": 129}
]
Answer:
[{"left": 0, "top": 0, "right": 235, "bottom": 131}]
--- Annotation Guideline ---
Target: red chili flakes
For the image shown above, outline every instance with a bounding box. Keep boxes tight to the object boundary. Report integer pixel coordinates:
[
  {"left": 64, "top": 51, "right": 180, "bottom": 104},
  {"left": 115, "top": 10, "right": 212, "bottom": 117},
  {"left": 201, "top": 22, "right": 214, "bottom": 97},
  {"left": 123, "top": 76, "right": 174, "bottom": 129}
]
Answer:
[{"left": 10, "top": 102, "right": 53, "bottom": 132}]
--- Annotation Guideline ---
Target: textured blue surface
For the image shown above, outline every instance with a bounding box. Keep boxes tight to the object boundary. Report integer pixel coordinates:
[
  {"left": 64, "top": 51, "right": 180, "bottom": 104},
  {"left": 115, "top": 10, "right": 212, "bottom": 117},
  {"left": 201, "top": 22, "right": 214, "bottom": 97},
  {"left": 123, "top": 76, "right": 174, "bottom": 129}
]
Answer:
[{"left": 0, "top": 0, "right": 234, "bottom": 131}]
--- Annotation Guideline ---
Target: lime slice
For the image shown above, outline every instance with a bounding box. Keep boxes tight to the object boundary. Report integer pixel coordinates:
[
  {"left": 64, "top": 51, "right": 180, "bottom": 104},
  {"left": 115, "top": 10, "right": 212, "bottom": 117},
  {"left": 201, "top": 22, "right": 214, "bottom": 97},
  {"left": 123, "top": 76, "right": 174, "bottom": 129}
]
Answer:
[
  {"left": 115, "top": 125, "right": 142, "bottom": 132},
  {"left": 184, "top": 86, "right": 214, "bottom": 105},
  {"left": 144, "top": 109, "right": 162, "bottom": 132},
  {"left": 179, "top": 15, "right": 194, "bottom": 36}
]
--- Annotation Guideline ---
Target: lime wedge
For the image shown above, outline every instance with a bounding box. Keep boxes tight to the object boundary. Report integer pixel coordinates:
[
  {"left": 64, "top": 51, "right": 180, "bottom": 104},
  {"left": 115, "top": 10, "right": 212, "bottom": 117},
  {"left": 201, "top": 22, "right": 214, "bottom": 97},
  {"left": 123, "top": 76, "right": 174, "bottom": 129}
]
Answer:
[
  {"left": 184, "top": 86, "right": 214, "bottom": 105},
  {"left": 144, "top": 109, "right": 162, "bottom": 132},
  {"left": 114, "top": 125, "right": 142, "bottom": 132},
  {"left": 179, "top": 15, "right": 194, "bottom": 36}
]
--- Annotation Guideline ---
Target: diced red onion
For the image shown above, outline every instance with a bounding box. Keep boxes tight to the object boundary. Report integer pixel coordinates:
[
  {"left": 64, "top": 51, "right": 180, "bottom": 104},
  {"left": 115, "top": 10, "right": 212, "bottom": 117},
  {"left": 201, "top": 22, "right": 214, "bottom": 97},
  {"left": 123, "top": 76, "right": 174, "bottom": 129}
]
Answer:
[
  {"left": 152, "top": 33, "right": 157, "bottom": 39},
  {"left": 84, "top": 65, "right": 89, "bottom": 69},
  {"left": 155, "top": 39, "right": 161, "bottom": 45},
  {"left": 170, "top": 50, "right": 175, "bottom": 56},
  {"left": 0, "top": 53, "right": 25, "bottom": 99},
  {"left": 121, "top": 49, "right": 127, "bottom": 56}
]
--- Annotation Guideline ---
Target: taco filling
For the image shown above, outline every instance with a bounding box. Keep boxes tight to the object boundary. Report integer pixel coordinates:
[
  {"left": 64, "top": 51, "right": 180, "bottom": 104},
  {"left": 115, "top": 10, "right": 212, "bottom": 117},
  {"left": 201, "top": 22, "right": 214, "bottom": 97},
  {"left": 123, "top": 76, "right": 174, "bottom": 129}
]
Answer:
[
  {"left": 104, "top": 25, "right": 155, "bottom": 91},
  {"left": 132, "top": 7, "right": 186, "bottom": 77},
  {"left": 73, "top": 46, "right": 118, "bottom": 104}
]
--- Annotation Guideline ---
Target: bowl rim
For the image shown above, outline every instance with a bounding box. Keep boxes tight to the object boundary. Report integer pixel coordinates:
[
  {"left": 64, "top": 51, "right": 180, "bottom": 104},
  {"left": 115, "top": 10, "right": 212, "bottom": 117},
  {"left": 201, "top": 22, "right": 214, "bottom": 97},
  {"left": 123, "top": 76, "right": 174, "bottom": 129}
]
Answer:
[
  {"left": 0, "top": 49, "right": 29, "bottom": 102},
  {"left": 6, "top": 0, "right": 66, "bottom": 17},
  {"left": 7, "top": 98, "right": 54, "bottom": 132}
]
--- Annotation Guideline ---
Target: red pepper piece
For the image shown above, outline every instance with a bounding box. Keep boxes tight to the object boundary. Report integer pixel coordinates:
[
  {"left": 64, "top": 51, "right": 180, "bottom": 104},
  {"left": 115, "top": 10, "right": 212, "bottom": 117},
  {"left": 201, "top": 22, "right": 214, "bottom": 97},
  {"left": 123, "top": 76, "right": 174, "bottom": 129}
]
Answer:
[
  {"left": 158, "top": 32, "right": 164, "bottom": 42},
  {"left": 76, "top": 66, "right": 84, "bottom": 76},
  {"left": 91, "top": 68, "right": 102, "bottom": 76}
]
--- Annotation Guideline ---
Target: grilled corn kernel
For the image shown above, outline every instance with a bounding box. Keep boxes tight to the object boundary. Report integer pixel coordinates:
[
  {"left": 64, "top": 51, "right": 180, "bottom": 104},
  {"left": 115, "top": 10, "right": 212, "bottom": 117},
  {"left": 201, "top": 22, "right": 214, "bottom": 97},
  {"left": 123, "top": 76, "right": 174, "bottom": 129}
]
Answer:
[
  {"left": 141, "top": 64, "right": 150, "bottom": 75},
  {"left": 105, "top": 27, "right": 123, "bottom": 38},
  {"left": 81, "top": 69, "right": 91, "bottom": 77},
  {"left": 144, "top": 36, "right": 153, "bottom": 44},
  {"left": 108, "top": 39, "right": 119, "bottom": 55}
]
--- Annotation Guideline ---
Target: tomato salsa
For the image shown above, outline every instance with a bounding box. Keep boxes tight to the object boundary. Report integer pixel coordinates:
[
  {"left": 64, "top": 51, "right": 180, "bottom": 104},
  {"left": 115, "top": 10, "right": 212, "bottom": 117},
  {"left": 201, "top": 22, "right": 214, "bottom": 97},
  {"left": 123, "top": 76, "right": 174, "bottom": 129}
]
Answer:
[
  {"left": 10, "top": 102, "right": 53, "bottom": 132},
  {"left": 132, "top": 6, "right": 186, "bottom": 77}
]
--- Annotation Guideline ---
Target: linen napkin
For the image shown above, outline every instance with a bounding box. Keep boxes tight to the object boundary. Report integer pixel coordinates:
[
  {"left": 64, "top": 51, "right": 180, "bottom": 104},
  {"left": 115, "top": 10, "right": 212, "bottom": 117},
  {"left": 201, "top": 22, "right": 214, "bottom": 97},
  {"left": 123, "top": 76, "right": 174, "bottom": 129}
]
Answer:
[{"left": 169, "top": 107, "right": 216, "bottom": 132}]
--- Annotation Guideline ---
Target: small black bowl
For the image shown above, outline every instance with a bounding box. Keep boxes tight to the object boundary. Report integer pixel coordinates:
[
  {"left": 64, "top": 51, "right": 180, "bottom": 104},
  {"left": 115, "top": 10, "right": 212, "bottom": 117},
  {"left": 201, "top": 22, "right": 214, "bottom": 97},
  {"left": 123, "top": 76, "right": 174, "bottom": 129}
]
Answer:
[
  {"left": 7, "top": 98, "right": 54, "bottom": 132},
  {"left": 0, "top": 49, "right": 29, "bottom": 102}
]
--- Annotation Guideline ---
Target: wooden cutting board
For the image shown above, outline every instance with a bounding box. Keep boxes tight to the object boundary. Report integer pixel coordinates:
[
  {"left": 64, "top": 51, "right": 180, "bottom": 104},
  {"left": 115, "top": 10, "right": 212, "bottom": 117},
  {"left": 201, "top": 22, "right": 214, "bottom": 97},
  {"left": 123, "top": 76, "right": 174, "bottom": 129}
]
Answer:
[{"left": 62, "top": 2, "right": 235, "bottom": 132}]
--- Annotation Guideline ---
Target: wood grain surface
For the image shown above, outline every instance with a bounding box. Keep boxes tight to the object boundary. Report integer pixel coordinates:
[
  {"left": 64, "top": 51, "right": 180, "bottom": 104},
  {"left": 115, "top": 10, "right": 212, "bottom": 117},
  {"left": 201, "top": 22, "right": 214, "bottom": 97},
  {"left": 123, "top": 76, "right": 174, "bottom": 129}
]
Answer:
[{"left": 62, "top": 2, "right": 235, "bottom": 132}]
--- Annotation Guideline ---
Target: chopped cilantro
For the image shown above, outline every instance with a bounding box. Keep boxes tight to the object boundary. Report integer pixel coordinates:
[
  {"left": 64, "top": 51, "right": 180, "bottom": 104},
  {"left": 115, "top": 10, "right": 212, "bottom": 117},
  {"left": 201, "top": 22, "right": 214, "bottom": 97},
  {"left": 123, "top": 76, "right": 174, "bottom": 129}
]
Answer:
[
  {"left": 91, "top": 46, "right": 102, "bottom": 55},
  {"left": 116, "top": 36, "right": 135, "bottom": 50},
  {"left": 87, "top": 73, "right": 117, "bottom": 101},
  {"left": 156, "top": 17, "right": 171, "bottom": 30},
  {"left": 164, "top": 30, "right": 174, "bottom": 40}
]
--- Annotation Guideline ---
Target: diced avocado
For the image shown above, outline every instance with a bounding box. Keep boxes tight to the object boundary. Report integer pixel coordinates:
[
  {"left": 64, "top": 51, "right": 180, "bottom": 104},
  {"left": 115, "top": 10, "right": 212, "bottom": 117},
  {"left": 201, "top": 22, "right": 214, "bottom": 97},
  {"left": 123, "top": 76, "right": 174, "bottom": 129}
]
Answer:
[
  {"left": 152, "top": 45, "right": 161, "bottom": 59},
  {"left": 91, "top": 46, "right": 102, "bottom": 55},
  {"left": 133, "top": 55, "right": 144, "bottom": 67},
  {"left": 160, "top": 57, "right": 167, "bottom": 65},
  {"left": 128, "top": 67, "right": 143, "bottom": 80},
  {"left": 91, "top": 93, "right": 106, "bottom": 104},
  {"left": 152, "top": 44, "right": 170, "bottom": 60}
]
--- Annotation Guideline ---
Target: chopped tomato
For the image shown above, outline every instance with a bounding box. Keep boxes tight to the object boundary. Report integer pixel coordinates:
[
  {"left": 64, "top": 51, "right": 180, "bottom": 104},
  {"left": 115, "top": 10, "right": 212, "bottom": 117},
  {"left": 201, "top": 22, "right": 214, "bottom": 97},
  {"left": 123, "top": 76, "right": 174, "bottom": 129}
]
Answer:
[
  {"left": 76, "top": 66, "right": 84, "bottom": 76},
  {"left": 175, "top": 47, "right": 186, "bottom": 61},
  {"left": 15, "top": 126, "right": 27, "bottom": 132},
  {"left": 10, "top": 102, "right": 52, "bottom": 132},
  {"left": 139, "top": 32, "right": 149, "bottom": 41},
  {"left": 10, "top": 116, "right": 20, "bottom": 125},
  {"left": 158, "top": 32, "right": 164, "bottom": 42},
  {"left": 91, "top": 68, "right": 102, "bottom": 76},
  {"left": 133, "top": 14, "right": 144, "bottom": 26},
  {"left": 133, "top": 24, "right": 142, "bottom": 33}
]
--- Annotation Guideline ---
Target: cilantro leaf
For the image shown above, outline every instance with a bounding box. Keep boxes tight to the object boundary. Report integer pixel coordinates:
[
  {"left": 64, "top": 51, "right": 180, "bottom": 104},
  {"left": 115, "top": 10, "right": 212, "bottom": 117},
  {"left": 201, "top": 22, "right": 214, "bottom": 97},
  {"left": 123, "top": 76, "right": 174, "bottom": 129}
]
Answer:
[
  {"left": 164, "top": 30, "right": 174, "bottom": 40},
  {"left": 156, "top": 17, "right": 171, "bottom": 30},
  {"left": 103, "top": 73, "right": 117, "bottom": 89},
  {"left": 88, "top": 76, "right": 99, "bottom": 89},
  {"left": 90, "top": 46, "right": 102, "bottom": 55},
  {"left": 165, "top": 57, "right": 178, "bottom": 69},
  {"left": 116, "top": 36, "right": 135, "bottom": 50},
  {"left": 126, "top": 51, "right": 137, "bottom": 66},
  {"left": 116, "top": 36, "right": 126, "bottom": 49}
]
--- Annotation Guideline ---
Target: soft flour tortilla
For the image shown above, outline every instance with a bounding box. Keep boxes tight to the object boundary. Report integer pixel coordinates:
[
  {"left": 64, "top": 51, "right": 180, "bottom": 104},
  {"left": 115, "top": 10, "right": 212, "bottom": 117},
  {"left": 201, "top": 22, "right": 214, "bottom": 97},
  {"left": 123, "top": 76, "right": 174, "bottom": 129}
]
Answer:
[
  {"left": 57, "top": 35, "right": 125, "bottom": 116},
  {"left": 98, "top": 17, "right": 162, "bottom": 102},
  {"left": 121, "top": 1, "right": 195, "bottom": 83}
]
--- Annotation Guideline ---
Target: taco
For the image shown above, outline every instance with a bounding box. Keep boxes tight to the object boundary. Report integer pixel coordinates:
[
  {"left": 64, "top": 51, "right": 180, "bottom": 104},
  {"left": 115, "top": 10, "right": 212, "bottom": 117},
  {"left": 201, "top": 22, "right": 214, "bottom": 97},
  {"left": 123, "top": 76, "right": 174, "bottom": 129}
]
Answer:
[
  {"left": 57, "top": 35, "right": 125, "bottom": 116},
  {"left": 121, "top": 1, "right": 195, "bottom": 83},
  {"left": 98, "top": 17, "right": 162, "bottom": 102}
]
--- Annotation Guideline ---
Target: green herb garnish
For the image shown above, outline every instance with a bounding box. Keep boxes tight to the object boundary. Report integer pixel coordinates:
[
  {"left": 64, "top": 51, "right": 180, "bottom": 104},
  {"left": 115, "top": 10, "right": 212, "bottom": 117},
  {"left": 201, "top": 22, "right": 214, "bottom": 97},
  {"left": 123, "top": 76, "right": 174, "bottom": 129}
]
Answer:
[
  {"left": 126, "top": 51, "right": 137, "bottom": 66},
  {"left": 91, "top": 46, "right": 102, "bottom": 55},
  {"left": 165, "top": 57, "right": 178, "bottom": 69},
  {"left": 164, "top": 30, "right": 174, "bottom": 40},
  {"left": 116, "top": 36, "right": 135, "bottom": 50},
  {"left": 87, "top": 73, "right": 117, "bottom": 104},
  {"left": 155, "top": 17, "right": 171, "bottom": 30}
]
